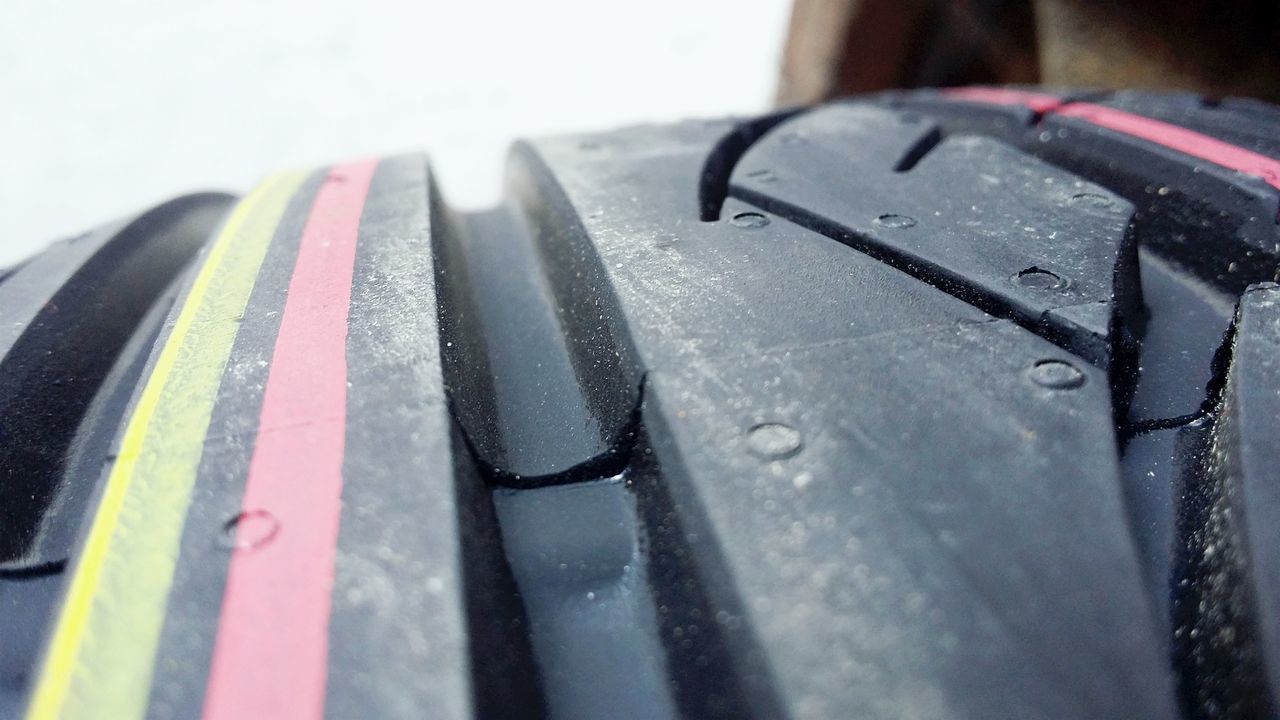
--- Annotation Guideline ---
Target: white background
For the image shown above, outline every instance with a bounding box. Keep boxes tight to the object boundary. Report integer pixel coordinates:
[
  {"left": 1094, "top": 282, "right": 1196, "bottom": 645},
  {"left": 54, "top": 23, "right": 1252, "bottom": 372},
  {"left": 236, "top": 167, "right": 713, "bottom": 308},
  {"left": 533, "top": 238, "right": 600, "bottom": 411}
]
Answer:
[{"left": 0, "top": 0, "right": 791, "bottom": 265}]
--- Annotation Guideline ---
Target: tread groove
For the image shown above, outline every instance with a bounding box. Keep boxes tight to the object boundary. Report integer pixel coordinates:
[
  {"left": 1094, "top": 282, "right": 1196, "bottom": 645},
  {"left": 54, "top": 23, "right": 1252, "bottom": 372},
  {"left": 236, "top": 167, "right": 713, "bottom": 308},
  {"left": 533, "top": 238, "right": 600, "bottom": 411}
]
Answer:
[
  {"left": 431, "top": 144, "right": 769, "bottom": 718},
  {"left": 697, "top": 109, "right": 803, "bottom": 221},
  {"left": 893, "top": 126, "right": 944, "bottom": 172},
  {"left": 730, "top": 184, "right": 1110, "bottom": 368},
  {"left": 0, "top": 194, "right": 232, "bottom": 565}
]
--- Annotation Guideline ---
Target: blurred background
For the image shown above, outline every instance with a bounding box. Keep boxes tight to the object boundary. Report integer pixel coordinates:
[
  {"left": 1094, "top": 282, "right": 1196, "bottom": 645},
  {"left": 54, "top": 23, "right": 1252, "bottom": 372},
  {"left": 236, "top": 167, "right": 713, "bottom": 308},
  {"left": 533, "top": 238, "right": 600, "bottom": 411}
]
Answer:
[
  {"left": 5, "top": 0, "right": 1278, "bottom": 267},
  {"left": 0, "top": 0, "right": 792, "bottom": 265}
]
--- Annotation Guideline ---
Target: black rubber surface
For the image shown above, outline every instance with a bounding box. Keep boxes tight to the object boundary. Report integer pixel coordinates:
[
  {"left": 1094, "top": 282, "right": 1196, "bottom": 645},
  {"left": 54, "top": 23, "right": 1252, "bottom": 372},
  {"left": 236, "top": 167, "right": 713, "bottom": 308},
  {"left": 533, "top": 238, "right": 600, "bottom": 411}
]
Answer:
[{"left": 5, "top": 88, "right": 1280, "bottom": 719}]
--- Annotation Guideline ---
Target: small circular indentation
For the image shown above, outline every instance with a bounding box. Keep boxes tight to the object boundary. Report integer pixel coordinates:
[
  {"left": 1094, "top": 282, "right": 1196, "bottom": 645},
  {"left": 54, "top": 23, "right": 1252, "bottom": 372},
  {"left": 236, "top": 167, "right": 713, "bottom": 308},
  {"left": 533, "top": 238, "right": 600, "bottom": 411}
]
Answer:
[
  {"left": 1070, "top": 192, "right": 1112, "bottom": 208},
  {"left": 730, "top": 212, "right": 770, "bottom": 229},
  {"left": 220, "top": 510, "right": 280, "bottom": 551},
  {"left": 747, "top": 423, "right": 803, "bottom": 460},
  {"left": 875, "top": 214, "right": 916, "bottom": 228},
  {"left": 1013, "top": 267, "right": 1068, "bottom": 291},
  {"left": 1029, "top": 359, "right": 1086, "bottom": 389}
]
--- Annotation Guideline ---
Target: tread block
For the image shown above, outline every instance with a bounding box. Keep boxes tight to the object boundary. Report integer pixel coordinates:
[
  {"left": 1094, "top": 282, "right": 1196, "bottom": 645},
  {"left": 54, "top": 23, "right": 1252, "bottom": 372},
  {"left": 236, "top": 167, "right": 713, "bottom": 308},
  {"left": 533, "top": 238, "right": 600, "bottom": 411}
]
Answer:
[
  {"left": 1187, "top": 282, "right": 1280, "bottom": 714},
  {"left": 895, "top": 91, "right": 1280, "bottom": 294},
  {"left": 325, "top": 157, "right": 476, "bottom": 718},
  {"left": 144, "top": 160, "right": 492, "bottom": 720},
  {"left": 520, "top": 130, "right": 991, "bottom": 377},
  {"left": 518, "top": 124, "right": 1188, "bottom": 716},
  {"left": 642, "top": 319, "right": 1174, "bottom": 720},
  {"left": 1036, "top": 112, "right": 1280, "bottom": 294},
  {"left": 729, "top": 104, "right": 1142, "bottom": 366}
]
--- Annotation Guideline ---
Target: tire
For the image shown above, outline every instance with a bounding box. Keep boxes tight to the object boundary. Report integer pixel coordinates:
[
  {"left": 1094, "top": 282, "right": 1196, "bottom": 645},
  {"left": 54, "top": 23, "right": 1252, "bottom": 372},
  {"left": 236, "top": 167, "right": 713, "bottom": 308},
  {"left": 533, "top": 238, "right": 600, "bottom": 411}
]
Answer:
[{"left": 3, "top": 87, "right": 1280, "bottom": 720}]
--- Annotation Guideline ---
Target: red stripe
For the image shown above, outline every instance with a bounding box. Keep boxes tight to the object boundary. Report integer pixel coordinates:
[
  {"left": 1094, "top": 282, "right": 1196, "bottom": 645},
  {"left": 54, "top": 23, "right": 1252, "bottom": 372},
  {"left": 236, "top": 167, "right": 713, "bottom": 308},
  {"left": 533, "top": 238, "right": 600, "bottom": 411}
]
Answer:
[
  {"left": 1055, "top": 103, "right": 1280, "bottom": 191},
  {"left": 203, "top": 160, "right": 377, "bottom": 720},
  {"left": 944, "top": 87, "right": 1280, "bottom": 192},
  {"left": 942, "top": 87, "right": 1064, "bottom": 114}
]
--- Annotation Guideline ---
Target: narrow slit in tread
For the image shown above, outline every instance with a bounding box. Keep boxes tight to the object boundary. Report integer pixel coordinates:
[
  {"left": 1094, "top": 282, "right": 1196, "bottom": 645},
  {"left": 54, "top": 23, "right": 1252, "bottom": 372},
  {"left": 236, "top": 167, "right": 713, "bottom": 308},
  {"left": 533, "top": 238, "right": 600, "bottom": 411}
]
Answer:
[
  {"left": 698, "top": 109, "right": 804, "bottom": 222},
  {"left": 0, "top": 559, "right": 66, "bottom": 580},
  {"left": 729, "top": 186, "right": 1111, "bottom": 369},
  {"left": 893, "top": 126, "right": 944, "bottom": 172}
]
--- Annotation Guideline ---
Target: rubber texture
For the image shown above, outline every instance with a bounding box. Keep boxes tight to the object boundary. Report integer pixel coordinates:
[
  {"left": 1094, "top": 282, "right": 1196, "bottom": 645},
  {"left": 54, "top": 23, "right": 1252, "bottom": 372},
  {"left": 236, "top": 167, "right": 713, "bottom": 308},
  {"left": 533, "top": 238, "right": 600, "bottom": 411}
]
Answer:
[{"left": 3, "top": 87, "right": 1280, "bottom": 720}]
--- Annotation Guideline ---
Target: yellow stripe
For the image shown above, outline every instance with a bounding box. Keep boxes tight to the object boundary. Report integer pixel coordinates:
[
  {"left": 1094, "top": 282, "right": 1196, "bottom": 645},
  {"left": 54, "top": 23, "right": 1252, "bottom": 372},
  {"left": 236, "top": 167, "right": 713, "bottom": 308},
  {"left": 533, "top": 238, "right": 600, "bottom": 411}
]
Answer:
[{"left": 26, "top": 171, "right": 309, "bottom": 720}]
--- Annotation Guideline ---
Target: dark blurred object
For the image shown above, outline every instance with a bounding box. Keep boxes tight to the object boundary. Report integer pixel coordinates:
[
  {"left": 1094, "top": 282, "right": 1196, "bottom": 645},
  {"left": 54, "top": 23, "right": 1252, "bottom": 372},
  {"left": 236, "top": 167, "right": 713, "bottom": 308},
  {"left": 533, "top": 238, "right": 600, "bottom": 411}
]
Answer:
[{"left": 777, "top": 0, "right": 1280, "bottom": 104}]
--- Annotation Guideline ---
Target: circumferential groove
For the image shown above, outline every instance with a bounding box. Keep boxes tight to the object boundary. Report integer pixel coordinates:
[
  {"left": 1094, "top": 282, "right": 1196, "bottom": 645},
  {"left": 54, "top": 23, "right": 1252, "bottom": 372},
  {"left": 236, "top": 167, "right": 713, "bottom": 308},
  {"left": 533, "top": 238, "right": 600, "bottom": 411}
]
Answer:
[
  {"left": 0, "top": 195, "right": 233, "bottom": 568},
  {"left": 431, "top": 194, "right": 638, "bottom": 483},
  {"left": 431, "top": 155, "right": 765, "bottom": 719}
]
